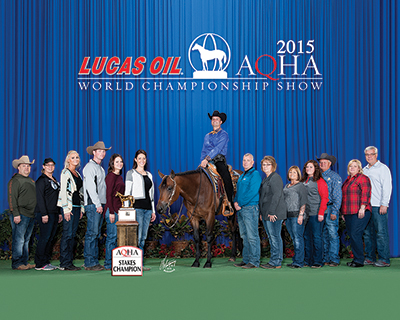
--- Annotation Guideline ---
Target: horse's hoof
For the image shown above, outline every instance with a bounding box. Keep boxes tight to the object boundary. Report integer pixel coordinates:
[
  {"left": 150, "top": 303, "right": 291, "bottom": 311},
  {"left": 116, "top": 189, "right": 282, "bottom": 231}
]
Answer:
[
  {"left": 203, "top": 262, "right": 212, "bottom": 268},
  {"left": 191, "top": 262, "right": 200, "bottom": 268},
  {"left": 228, "top": 257, "right": 236, "bottom": 262}
]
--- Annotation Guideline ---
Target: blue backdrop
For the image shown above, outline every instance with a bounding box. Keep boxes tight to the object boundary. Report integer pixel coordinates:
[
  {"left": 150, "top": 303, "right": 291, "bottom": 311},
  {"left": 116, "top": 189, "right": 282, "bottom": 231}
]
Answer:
[{"left": 1, "top": 0, "right": 399, "bottom": 255}]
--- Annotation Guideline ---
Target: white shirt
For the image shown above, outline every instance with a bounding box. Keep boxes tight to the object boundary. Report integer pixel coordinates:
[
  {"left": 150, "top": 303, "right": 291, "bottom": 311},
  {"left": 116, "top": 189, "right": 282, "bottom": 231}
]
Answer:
[{"left": 363, "top": 160, "right": 392, "bottom": 207}]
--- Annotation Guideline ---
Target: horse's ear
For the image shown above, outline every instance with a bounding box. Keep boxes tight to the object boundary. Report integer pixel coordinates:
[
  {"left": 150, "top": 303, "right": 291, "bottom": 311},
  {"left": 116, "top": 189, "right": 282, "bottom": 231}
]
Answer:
[
  {"left": 158, "top": 170, "right": 165, "bottom": 178},
  {"left": 170, "top": 170, "right": 175, "bottom": 179}
]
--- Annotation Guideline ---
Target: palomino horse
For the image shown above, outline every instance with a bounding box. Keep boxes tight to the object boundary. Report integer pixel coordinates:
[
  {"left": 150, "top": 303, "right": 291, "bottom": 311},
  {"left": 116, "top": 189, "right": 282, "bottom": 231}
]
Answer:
[
  {"left": 192, "top": 43, "right": 227, "bottom": 71},
  {"left": 156, "top": 168, "right": 240, "bottom": 268}
]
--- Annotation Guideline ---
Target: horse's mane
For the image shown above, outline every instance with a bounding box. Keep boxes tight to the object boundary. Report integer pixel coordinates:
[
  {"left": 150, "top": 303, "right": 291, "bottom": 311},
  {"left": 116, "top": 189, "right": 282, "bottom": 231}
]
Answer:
[{"left": 175, "top": 168, "right": 202, "bottom": 176}]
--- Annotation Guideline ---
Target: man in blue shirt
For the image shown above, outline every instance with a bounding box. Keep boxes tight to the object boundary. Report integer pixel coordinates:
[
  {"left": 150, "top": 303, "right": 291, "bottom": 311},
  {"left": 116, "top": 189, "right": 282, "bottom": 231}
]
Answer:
[
  {"left": 317, "top": 153, "right": 342, "bottom": 267},
  {"left": 233, "top": 153, "right": 262, "bottom": 269},
  {"left": 200, "top": 110, "right": 234, "bottom": 213}
]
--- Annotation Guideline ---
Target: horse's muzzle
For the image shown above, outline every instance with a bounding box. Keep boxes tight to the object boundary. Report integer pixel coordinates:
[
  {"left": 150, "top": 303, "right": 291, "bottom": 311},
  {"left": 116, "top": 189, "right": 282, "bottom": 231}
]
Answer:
[{"left": 156, "top": 202, "right": 168, "bottom": 215}]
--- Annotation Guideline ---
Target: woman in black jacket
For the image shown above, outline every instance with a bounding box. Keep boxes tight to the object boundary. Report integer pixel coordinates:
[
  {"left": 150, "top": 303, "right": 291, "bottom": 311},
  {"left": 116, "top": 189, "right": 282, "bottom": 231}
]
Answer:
[
  {"left": 34, "top": 158, "right": 62, "bottom": 270},
  {"left": 259, "top": 156, "right": 287, "bottom": 269}
]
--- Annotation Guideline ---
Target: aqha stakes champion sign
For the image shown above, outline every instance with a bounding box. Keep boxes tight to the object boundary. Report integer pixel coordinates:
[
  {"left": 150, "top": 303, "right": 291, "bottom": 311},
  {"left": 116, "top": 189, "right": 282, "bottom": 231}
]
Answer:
[{"left": 112, "top": 246, "right": 143, "bottom": 276}]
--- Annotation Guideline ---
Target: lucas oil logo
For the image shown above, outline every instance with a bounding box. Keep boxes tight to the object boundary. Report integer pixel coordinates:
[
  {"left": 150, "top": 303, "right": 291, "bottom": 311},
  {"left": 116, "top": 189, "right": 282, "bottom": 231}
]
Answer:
[{"left": 77, "top": 33, "right": 322, "bottom": 92}]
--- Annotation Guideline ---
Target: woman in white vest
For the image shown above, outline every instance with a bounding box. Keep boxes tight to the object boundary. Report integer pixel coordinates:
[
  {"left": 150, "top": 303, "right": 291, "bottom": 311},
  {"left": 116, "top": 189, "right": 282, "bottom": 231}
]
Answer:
[{"left": 125, "top": 150, "right": 156, "bottom": 269}]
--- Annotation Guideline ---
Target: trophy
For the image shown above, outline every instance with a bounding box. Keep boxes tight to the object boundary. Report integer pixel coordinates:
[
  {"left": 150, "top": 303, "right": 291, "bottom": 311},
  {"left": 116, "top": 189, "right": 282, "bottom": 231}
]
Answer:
[{"left": 116, "top": 192, "right": 136, "bottom": 221}]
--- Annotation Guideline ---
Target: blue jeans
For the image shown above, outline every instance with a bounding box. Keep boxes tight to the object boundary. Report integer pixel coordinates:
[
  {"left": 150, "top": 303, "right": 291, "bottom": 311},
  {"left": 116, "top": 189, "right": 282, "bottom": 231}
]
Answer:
[
  {"left": 237, "top": 205, "right": 260, "bottom": 267},
  {"left": 35, "top": 213, "right": 59, "bottom": 268},
  {"left": 262, "top": 218, "right": 283, "bottom": 267},
  {"left": 286, "top": 216, "right": 305, "bottom": 267},
  {"left": 363, "top": 206, "right": 390, "bottom": 264},
  {"left": 60, "top": 207, "right": 81, "bottom": 268},
  {"left": 84, "top": 204, "right": 104, "bottom": 267},
  {"left": 136, "top": 208, "right": 152, "bottom": 250},
  {"left": 322, "top": 206, "right": 340, "bottom": 264},
  {"left": 9, "top": 214, "right": 35, "bottom": 269},
  {"left": 104, "top": 209, "right": 118, "bottom": 269},
  {"left": 345, "top": 211, "right": 371, "bottom": 264},
  {"left": 304, "top": 215, "right": 324, "bottom": 266}
]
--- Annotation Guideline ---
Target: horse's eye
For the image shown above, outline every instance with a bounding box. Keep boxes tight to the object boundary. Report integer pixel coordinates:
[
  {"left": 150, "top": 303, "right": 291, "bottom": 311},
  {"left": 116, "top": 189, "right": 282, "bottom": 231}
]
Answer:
[{"left": 167, "top": 186, "right": 173, "bottom": 191}]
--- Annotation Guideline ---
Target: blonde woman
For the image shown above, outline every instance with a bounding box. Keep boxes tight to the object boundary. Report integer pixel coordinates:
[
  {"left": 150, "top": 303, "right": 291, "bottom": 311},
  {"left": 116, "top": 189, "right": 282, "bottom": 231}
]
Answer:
[
  {"left": 58, "top": 150, "right": 84, "bottom": 271},
  {"left": 341, "top": 159, "right": 371, "bottom": 267}
]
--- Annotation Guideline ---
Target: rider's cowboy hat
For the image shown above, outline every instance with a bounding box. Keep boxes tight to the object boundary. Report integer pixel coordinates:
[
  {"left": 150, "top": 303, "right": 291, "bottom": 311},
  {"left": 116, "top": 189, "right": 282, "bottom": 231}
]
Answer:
[
  {"left": 86, "top": 141, "right": 112, "bottom": 155},
  {"left": 316, "top": 153, "right": 337, "bottom": 166},
  {"left": 208, "top": 110, "right": 227, "bottom": 124},
  {"left": 12, "top": 155, "right": 35, "bottom": 169}
]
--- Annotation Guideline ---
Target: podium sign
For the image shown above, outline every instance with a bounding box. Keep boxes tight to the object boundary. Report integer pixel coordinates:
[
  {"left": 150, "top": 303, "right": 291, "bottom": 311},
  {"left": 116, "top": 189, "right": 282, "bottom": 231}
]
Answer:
[
  {"left": 118, "top": 208, "right": 136, "bottom": 221},
  {"left": 111, "top": 246, "right": 143, "bottom": 276}
]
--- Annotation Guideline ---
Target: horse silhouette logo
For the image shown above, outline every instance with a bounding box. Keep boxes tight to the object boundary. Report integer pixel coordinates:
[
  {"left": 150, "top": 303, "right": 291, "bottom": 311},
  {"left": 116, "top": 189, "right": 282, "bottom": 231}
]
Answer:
[{"left": 188, "top": 33, "right": 231, "bottom": 79}]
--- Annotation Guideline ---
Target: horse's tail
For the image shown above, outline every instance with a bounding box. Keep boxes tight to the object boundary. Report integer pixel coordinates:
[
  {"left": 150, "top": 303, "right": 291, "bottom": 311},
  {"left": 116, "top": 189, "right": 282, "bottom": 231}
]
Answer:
[{"left": 223, "top": 53, "right": 226, "bottom": 64}]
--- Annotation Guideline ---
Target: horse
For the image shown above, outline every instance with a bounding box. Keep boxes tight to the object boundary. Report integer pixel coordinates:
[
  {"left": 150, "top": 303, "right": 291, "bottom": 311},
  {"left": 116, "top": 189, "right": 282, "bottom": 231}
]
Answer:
[
  {"left": 192, "top": 43, "right": 227, "bottom": 71},
  {"left": 156, "top": 168, "right": 241, "bottom": 268}
]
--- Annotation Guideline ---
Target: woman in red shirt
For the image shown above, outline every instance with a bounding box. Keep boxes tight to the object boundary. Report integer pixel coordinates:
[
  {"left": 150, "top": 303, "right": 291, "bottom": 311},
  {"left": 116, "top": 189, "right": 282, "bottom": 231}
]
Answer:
[
  {"left": 341, "top": 159, "right": 371, "bottom": 267},
  {"left": 301, "top": 160, "right": 329, "bottom": 268}
]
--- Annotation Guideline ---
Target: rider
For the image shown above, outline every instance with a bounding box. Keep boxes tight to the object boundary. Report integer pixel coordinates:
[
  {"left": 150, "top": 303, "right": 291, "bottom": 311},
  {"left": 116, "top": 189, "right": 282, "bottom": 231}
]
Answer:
[{"left": 200, "top": 110, "right": 234, "bottom": 215}]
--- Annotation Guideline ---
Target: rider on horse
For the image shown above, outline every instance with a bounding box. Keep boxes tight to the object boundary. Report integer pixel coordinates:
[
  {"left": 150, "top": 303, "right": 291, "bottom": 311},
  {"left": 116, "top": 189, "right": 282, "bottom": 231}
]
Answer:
[{"left": 200, "top": 110, "right": 234, "bottom": 215}]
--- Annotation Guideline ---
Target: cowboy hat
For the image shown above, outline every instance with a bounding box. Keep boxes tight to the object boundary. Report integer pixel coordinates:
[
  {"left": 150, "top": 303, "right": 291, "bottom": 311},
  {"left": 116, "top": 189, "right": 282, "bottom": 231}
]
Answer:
[
  {"left": 316, "top": 153, "right": 337, "bottom": 166},
  {"left": 86, "top": 141, "right": 112, "bottom": 155},
  {"left": 12, "top": 155, "right": 35, "bottom": 169},
  {"left": 208, "top": 110, "right": 227, "bottom": 124}
]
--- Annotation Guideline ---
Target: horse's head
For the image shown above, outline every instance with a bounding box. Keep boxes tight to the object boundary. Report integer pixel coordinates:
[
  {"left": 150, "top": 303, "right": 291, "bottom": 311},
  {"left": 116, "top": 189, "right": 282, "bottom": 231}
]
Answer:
[
  {"left": 156, "top": 170, "right": 180, "bottom": 215},
  {"left": 192, "top": 43, "right": 201, "bottom": 51}
]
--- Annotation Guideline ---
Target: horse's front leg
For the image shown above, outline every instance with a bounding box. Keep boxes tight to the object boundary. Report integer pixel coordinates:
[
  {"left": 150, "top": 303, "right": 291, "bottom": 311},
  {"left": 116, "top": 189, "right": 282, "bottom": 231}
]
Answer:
[
  {"left": 204, "top": 219, "right": 215, "bottom": 268},
  {"left": 191, "top": 219, "right": 201, "bottom": 268}
]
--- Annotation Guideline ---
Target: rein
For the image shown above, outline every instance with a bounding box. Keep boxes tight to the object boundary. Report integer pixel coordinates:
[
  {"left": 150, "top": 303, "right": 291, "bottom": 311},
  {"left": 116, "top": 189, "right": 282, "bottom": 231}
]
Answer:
[{"left": 162, "top": 171, "right": 203, "bottom": 229}]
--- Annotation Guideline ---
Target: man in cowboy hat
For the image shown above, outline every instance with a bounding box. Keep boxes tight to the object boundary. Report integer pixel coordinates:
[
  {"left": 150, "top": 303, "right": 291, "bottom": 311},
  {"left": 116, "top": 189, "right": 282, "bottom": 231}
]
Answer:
[
  {"left": 200, "top": 110, "right": 234, "bottom": 214},
  {"left": 83, "top": 141, "right": 111, "bottom": 270},
  {"left": 317, "top": 153, "right": 342, "bottom": 267},
  {"left": 7, "top": 155, "right": 37, "bottom": 270}
]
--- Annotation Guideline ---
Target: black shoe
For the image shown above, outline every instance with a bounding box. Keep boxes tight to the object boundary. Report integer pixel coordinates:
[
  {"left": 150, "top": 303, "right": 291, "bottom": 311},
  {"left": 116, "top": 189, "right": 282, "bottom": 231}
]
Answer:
[
  {"left": 61, "top": 265, "right": 81, "bottom": 271},
  {"left": 233, "top": 261, "right": 246, "bottom": 267},
  {"left": 311, "top": 264, "right": 322, "bottom": 269},
  {"left": 242, "top": 263, "right": 257, "bottom": 269},
  {"left": 286, "top": 263, "right": 294, "bottom": 267},
  {"left": 329, "top": 262, "right": 339, "bottom": 267},
  {"left": 290, "top": 264, "right": 302, "bottom": 269},
  {"left": 347, "top": 261, "right": 364, "bottom": 268}
]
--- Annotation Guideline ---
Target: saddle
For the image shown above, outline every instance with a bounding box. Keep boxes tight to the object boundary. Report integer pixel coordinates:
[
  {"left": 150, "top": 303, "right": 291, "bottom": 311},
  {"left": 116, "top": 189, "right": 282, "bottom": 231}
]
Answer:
[{"left": 203, "top": 163, "right": 241, "bottom": 217}]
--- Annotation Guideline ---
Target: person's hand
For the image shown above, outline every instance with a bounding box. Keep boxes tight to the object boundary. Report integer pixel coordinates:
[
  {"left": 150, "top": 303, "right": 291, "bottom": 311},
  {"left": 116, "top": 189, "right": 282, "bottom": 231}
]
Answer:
[
  {"left": 151, "top": 212, "right": 156, "bottom": 222},
  {"left": 379, "top": 206, "right": 388, "bottom": 215},
  {"left": 297, "top": 215, "right": 304, "bottom": 225},
  {"left": 200, "top": 159, "right": 208, "bottom": 168},
  {"left": 109, "top": 213, "right": 115, "bottom": 224},
  {"left": 64, "top": 212, "right": 71, "bottom": 222},
  {"left": 96, "top": 206, "right": 103, "bottom": 214},
  {"left": 330, "top": 214, "right": 337, "bottom": 221},
  {"left": 268, "top": 214, "right": 277, "bottom": 222},
  {"left": 42, "top": 215, "right": 49, "bottom": 224},
  {"left": 358, "top": 207, "right": 365, "bottom": 219},
  {"left": 58, "top": 214, "right": 63, "bottom": 223},
  {"left": 14, "top": 216, "right": 21, "bottom": 224},
  {"left": 80, "top": 211, "right": 83, "bottom": 219},
  {"left": 234, "top": 202, "right": 241, "bottom": 211},
  {"left": 318, "top": 215, "right": 324, "bottom": 222}
]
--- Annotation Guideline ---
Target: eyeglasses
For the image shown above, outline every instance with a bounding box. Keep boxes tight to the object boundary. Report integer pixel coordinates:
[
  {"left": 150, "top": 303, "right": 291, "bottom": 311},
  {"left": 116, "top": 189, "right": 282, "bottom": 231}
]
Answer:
[
  {"left": 263, "top": 163, "right": 272, "bottom": 166},
  {"left": 365, "top": 153, "right": 376, "bottom": 157}
]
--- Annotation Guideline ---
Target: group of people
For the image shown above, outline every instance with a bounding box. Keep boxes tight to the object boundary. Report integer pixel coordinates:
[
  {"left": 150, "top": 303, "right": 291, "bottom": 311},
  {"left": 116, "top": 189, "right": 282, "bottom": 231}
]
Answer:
[
  {"left": 7, "top": 144, "right": 156, "bottom": 271},
  {"left": 233, "top": 150, "right": 391, "bottom": 269},
  {"left": 7, "top": 110, "right": 393, "bottom": 271}
]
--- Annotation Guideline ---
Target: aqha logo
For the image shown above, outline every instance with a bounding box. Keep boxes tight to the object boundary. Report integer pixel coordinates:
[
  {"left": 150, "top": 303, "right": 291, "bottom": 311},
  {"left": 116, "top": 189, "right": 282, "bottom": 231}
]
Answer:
[
  {"left": 188, "top": 33, "right": 231, "bottom": 79},
  {"left": 115, "top": 248, "right": 139, "bottom": 257}
]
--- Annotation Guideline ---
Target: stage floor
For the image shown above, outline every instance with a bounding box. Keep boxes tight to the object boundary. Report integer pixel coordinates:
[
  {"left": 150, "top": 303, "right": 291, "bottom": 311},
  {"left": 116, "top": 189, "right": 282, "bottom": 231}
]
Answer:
[{"left": 1, "top": 258, "right": 398, "bottom": 319}]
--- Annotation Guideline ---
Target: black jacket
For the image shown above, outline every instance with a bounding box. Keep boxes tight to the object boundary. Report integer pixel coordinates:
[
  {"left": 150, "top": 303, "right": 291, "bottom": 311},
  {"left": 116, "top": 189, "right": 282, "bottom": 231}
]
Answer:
[{"left": 36, "top": 173, "right": 61, "bottom": 216}]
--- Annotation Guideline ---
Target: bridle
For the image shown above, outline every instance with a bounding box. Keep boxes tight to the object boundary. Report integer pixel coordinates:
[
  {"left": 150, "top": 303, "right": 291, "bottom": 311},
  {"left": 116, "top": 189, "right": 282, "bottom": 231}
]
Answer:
[{"left": 161, "top": 171, "right": 203, "bottom": 229}]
